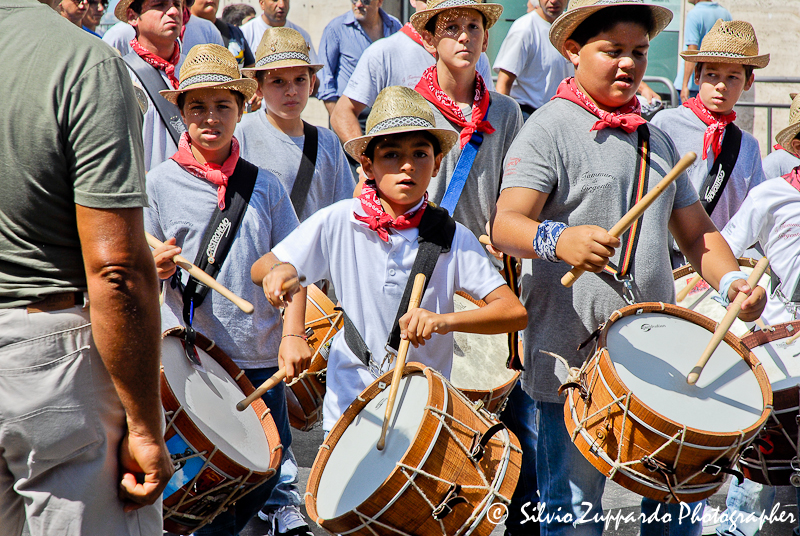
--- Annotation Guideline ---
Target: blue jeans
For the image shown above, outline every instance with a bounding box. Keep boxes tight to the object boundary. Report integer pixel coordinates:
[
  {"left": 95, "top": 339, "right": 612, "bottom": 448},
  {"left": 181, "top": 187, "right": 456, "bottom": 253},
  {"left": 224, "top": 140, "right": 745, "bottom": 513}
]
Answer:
[
  {"left": 716, "top": 478, "right": 776, "bottom": 536},
  {"left": 535, "top": 401, "right": 703, "bottom": 536},
  {"left": 196, "top": 366, "right": 293, "bottom": 535},
  {"left": 501, "top": 383, "right": 539, "bottom": 535}
]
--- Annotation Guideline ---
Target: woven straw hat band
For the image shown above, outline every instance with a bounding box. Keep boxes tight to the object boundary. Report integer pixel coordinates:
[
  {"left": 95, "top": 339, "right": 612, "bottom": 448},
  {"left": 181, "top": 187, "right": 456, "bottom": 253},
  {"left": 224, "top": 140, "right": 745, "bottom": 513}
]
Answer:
[{"left": 246, "top": 26, "right": 323, "bottom": 74}]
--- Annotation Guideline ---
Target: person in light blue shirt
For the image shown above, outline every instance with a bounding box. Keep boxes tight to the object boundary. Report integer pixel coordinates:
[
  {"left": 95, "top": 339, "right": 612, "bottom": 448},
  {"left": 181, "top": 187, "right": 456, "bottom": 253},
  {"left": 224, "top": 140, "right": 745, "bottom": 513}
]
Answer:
[
  {"left": 674, "top": 0, "right": 731, "bottom": 102},
  {"left": 318, "top": 0, "right": 401, "bottom": 121}
]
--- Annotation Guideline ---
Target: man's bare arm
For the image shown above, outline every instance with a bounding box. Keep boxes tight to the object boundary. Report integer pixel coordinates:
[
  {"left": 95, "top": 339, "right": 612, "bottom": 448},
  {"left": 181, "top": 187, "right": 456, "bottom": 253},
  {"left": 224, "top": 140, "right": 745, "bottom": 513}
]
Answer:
[
  {"left": 495, "top": 69, "right": 517, "bottom": 96},
  {"left": 331, "top": 95, "right": 367, "bottom": 144},
  {"left": 76, "top": 205, "right": 172, "bottom": 510},
  {"left": 324, "top": 99, "right": 337, "bottom": 116},
  {"left": 681, "top": 44, "right": 699, "bottom": 102}
]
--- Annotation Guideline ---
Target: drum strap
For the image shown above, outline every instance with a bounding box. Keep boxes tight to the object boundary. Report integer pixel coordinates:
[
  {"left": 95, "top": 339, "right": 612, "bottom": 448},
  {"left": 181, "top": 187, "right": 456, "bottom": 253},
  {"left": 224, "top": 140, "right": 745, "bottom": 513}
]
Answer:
[
  {"left": 289, "top": 121, "right": 318, "bottom": 218},
  {"left": 122, "top": 51, "right": 185, "bottom": 147},
  {"left": 341, "top": 204, "right": 456, "bottom": 371},
  {"left": 699, "top": 123, "right": 742, "bottom": 217},
  {"left": 502, "top": 253, "right": 523, "bottom": 371},
  {"left": 174, "top": 159, "right": 259, "bottom": 364}
]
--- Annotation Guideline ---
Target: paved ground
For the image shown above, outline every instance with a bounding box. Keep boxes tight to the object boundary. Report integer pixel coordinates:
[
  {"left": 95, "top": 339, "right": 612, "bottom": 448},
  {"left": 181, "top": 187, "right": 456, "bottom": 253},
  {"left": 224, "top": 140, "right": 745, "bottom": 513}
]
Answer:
[{"left": 242, "top": 426, "right": 800, "bottom": 536}]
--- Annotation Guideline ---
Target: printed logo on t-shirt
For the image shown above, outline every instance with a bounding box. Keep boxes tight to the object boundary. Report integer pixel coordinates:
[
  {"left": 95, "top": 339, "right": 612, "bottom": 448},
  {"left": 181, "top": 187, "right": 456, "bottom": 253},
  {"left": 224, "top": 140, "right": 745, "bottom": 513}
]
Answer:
[{"left": 579, "top": 172, "right": 614, "bottom": 192}]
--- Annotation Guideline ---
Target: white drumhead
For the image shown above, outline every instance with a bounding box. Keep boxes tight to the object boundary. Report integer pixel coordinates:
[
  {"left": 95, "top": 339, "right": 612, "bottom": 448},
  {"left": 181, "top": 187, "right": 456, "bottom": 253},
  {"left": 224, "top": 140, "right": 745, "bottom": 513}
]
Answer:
[
  {"left": 607, "top": 313, "right": 764, "bottom": 433},
  {"left": 162, "top": 336, "right": 272, "bottom": 471},
  {"left": 749, "top": 336, "right": 800, "bottom": 392},
  {"left": 674, "top": 265, "right": 771, "bottom": 337},
  {"left": 316, "top": 373, "right": 430, "bottom": 520},
  {"left": 451, "top": 294, "right": 517, "bottom": 390}
]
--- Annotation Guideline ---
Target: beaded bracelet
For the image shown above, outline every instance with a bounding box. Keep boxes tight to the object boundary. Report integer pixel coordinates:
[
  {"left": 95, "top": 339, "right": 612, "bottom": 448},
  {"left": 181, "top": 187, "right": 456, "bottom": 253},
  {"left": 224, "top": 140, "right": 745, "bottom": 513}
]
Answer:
[
  {"left": 282, "top": 333, "right": 308, "bottom": 342},
  {"left": 270, "top": 261, "right": 290, "bottom": 273},
  {"left": 532, "top": 220, "right": 567, "bottom": 263}
]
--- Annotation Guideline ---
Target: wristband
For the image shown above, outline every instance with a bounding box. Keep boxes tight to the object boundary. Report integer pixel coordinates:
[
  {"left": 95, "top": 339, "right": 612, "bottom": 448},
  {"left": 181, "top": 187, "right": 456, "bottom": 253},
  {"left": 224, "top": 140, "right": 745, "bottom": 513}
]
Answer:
[
  {"left": 532, "top": 220, "right": 567, "bottom": 263},
  {"left": 282, "top": 333, "right": 308, "bottom": 342},
  {"left": 713, "top": 271, "right": 749, "bottom": 307}
]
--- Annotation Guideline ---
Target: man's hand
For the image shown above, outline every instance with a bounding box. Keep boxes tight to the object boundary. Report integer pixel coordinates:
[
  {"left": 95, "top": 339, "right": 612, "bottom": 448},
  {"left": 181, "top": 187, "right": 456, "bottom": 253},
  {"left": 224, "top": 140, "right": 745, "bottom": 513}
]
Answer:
[
  {"left": 554, "top": 225, "right": 620, "bottom": 271},
  {"left": 728, "top": 279, "right": 767, "bottom": 322},
  {"left": 118, "top": 428, "right": 173, "bottom": 512}
]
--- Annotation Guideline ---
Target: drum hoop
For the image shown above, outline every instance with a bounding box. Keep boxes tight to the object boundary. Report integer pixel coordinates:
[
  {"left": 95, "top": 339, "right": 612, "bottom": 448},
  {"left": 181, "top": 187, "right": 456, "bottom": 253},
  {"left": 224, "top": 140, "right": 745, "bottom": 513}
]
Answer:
[
  {"left": 740, "top": 321, "right": 800, "bottom": 350},
  {"left": 672, "top": 257, "right": 771, "bottom": 281},
  {"left": 161, "top": 327, "right": 282, "bottom": 477},
  {"left": 596, "top": 302, "right": 773, "bottom": 438}
]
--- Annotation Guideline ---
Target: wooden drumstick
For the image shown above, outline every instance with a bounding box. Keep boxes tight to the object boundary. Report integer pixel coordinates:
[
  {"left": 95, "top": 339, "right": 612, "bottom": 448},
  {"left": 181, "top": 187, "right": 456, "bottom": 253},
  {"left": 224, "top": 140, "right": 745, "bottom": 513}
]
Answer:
[
  {"left": 561, "top": 152, "right": 697, "bottom": 288},
  {"left": 786, "top": 329, "right": 800, "bottom": 345},
  {"left": 377, "top": 273, "right": 427, "bottom": 451},
  {"left": 236, "top": 368, "right": 286, "bottom": 411},
  {"left": 676, "top": 273, "right": 703, "bottom": 303},
  {"left": 479, "top": 234, "right": 492, "bottom": 247},
  {"left": 687, "top": 256, "right": 770, "bottom": 385},
  {"left": 145, "top": 232, "right": 254, "bottom": 314}
]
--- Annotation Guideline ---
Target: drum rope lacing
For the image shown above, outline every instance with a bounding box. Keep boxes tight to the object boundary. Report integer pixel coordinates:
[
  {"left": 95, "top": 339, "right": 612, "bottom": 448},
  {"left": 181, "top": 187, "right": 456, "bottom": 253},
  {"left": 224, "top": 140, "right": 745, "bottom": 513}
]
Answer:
[
  {"left": 741, "top": 405, "right": 800, "bottom": 485},
  {"left": 565, "top": 345, "right": 757, "bottom": 503}
]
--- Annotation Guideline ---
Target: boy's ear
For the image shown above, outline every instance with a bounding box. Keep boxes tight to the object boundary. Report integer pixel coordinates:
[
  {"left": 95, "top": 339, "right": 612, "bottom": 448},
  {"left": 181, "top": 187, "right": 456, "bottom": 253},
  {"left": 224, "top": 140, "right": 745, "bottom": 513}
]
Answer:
[
  {"left": 432, "top": 152, "right": 444, "bottom": 177},
  {"left": 743, "top": 71, "right": 755, "bottom": 92},
  {"left": 360, "top": 154, "right": 375, "bottom": 179},
  {"left": 309, "top": 73, "right": 317, "bottom": 97},
  {"left": 563, "top": 39, "right": 581, "bottom": 69},
  {"left": 481, "top": 29, "right": 488, "bottom": 53},
  {"left": 790, "top": 138, "right": 800, "bottom": 158},
  {"left": 421, "top": 30, "right": 438, "bottom": 55}
]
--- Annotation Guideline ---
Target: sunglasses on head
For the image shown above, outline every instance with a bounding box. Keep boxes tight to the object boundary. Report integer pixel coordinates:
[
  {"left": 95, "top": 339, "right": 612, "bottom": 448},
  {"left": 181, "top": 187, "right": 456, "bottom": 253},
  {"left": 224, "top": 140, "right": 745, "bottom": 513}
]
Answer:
[{"left": 350, "top": 0, "right": 372, "bottom": 5}]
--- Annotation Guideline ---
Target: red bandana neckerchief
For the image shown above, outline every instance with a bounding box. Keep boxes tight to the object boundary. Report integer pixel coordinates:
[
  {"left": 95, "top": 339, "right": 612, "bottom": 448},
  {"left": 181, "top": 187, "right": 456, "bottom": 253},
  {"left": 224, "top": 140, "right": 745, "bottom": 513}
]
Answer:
[
  {"left": 130, "top": 38, "right": 180, "bottom": 90},
  {"left": 415, "top": 65, "right": 494, "bottom": 149},
  {"left": 171, "top": 132, "right": 240, "bottom": 210},
  {"left": 774, "top": 144, "right": 785, "bottom": 152},
  {"left": 785, "top": 166, "right": 800, "bottom": 193},
  {"left": 683, "top": 96, "right": 737, "bottom": 161},
  {"left": 399, "top": 23, "right": 431, "bottom": 55},
  {"left": 354, "top": 181, "right": 427, "bottom": 242},
  {"left": 554, "top": 78, "right": 646, "bottom": 133}
]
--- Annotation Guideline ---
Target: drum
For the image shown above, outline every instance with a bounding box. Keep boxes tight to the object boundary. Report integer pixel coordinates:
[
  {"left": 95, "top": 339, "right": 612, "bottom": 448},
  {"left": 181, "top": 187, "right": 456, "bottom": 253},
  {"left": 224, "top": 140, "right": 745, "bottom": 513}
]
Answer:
[
  {"left": 305, "top": 363, "right": 522, "bottom": 536},
  {"left": 161, "top": 328, "right": 282, "bottom": 534},
  {"left": 451, "top": 292, "right": 520, "bottom": 414},
  {"left": 286, "top": 284, "right": 343, "bottom": 431},
  {"left": 737, "top": 321, "right": 800, "bottom": 485},
  {"left": 673, "top": 258, "right": 772, "bottom": 336},
  {"left": 563, "top": 303, "right": 772, "bottom": 503}
]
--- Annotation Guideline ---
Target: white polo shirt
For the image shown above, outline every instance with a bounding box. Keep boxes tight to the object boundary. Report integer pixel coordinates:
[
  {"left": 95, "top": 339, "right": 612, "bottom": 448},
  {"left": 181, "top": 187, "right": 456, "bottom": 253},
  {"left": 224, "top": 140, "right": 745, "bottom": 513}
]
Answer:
[
  {"left": 722, "top": 177, "right": 800, "bottom": 324},
  {"left": 271, "top": 198, "right": 506, "bottom": 430},
  {"left": 492, "top": 10, "right": 573, "bottom": 109}
]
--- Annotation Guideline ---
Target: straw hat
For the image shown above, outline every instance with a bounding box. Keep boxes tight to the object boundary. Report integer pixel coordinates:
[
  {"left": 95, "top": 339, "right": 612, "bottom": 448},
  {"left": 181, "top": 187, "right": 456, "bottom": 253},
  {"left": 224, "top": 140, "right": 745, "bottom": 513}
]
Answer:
[
  {"left": 776, "top": 93, "right": 800, "bottom": 152},
  {"left": 241, "top": 27, "right": 323, "bottom": 77},
  {"left": 680, "top": 20, "right": 769, "bottom": 69},
  {"left": 549, "top": 0, "right": 673, "bottom": 59},
  {"left": 343, "top": 86, "right": 459, "bottom": 160},
  {"left": 410, "top": 0, "right": 504, "bottom": 35},
  {"left": 160, "top": 44, "right": 257, "bottom": 105}
]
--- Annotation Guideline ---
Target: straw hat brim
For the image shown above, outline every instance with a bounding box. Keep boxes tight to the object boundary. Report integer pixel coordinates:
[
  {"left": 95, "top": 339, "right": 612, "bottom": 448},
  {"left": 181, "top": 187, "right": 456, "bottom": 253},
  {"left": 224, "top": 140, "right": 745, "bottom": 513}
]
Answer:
[
  {"left": 344, "top": 126, "right": 459, "bottom": 160},
  {"left": 679, "top": 50, "right": 770, "bottom": 69},
  {"left": 549, "top": 3, "right": 673, "bottom": 59},
  {"left": 241, "top": 60, "right": 324, "bottom": 78},
  {"left": 160, "top": 78, "right": 258, "bottom": 105},
  {"left": 410, "top": 3, "right": 504, "bottom": 35},
  {"left": 114, "top": 0, "right": 133, "bottom": 21},
  {"left": 776, "top": 122, "right": 800, "bottom": 152}
]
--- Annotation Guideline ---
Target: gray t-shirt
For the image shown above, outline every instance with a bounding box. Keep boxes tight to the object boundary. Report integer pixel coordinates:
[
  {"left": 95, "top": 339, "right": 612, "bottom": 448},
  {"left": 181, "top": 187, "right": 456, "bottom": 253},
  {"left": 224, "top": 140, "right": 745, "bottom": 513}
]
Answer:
[
  {"left": 500, "top": 98, "right": 698, "bottom": 403},
  {"left": 762, "top": 148, "right": 800, "bottom": 180},
  {"left": 235, "top": 113, "right": 355, "bottom": 221},
  {"left": 144, "top": 159, "right": 299, "bottom": 369},
  {"left": 0, "top": 3, "right": 147, "bottom": 307},
  {"left": 651, "top": 105, "right": 765, "bottom": 229},
  {"left": 427, "top": 92, "right": 523, "bottom": 241}
]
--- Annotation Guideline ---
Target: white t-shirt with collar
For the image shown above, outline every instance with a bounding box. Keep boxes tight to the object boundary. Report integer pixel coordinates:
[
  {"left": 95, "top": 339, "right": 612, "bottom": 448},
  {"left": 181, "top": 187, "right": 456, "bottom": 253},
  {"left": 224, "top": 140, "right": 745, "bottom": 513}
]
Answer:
[
  {"left": 492, "top": 10, "right": 573, "bottom": 109},
  {"left": 271, "top": 198, "right": 506, "bottom": 430},
  {"left": 722, "top": 177, "right": 800, "bottom": 324},
  {"left": 240, "top": 17, "right": 318, "bottom": 63}
]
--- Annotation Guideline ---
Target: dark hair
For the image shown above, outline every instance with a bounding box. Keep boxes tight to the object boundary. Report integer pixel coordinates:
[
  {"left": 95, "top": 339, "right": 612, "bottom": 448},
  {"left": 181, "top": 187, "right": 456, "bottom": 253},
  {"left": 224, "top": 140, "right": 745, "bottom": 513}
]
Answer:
[
  {"left": 568, "top": 6, "right": 656, "bottom": 46},
  {"left": 694, "top": 63, "right": 755, "bottom": 81},
  {"left": 128, "top": 0, "right": 143, "bottom": 14},
  {"left": 221, "top": 3, "right": 256, "bottom": 27},
  {"left": 363, "top": 131, "right": 442, "bottom": 160},
  {"left": 177, "top": 88, "right": 246, "bottom": 112},
  {"left": 423, "top": 9, "right": 487, "bottom": 35}
]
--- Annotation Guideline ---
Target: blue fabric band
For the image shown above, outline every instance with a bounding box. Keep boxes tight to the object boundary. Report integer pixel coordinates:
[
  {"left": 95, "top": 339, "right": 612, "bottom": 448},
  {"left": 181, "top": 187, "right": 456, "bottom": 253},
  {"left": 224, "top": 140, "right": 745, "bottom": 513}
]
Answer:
[
  {"left": 533, "top": 220, "right": 567, "bottom": 263},
  {"left": 713, "top": 271, "right": 749, "bottom": 307}
]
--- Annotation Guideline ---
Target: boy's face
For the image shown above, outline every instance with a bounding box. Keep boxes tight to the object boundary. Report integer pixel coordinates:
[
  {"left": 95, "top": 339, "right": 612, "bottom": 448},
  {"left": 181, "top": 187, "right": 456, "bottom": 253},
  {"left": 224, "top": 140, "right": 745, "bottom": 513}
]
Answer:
[
  {"left": 129, "top": 0, "right": 182, "bottom": 44},
  {"left": 565, "top": 21, "right": 649, "bottom": 112},
  {"left": 424, "top": 9, "right": 487, "bottom": 72},
  {"left": 695, "top": 62, "right": 754, "bottom": 115},
  {"left": 360, "top": 133, "right": 443, "bottom": 216},
  {"left": 257, "top": 66, "right": 314, "bottom": 121},
  {"left": 180, "top": 88, "right": 243, "bottom": 158}
]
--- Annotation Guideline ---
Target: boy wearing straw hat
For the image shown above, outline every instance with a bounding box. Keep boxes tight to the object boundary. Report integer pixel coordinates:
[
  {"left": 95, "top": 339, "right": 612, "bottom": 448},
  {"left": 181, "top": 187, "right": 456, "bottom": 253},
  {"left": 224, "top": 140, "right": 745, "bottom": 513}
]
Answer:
[
  {"left": 253, "top": 85, "right": 527, "bottom": 439},
  {"left": 237, "top": 27, "right": 355, "bottom": 224},
  {"left": 652, "top": 20, "right": 768, "bottom": 240},
  {"left": 762, "top": 93, "right": 800, "bottom": 179},
  {"left": 145, "top": 44, "right": 309, "bottom": 536},
  {"left": 490, "top": 2, "right": 767, "bottom": 535}
]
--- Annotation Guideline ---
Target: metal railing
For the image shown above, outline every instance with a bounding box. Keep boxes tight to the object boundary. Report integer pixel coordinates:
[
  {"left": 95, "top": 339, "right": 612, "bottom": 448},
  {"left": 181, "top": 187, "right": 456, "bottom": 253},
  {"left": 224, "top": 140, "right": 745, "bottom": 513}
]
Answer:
[{"left": 642, "top": 76, "right": 679, "bottom": 108}]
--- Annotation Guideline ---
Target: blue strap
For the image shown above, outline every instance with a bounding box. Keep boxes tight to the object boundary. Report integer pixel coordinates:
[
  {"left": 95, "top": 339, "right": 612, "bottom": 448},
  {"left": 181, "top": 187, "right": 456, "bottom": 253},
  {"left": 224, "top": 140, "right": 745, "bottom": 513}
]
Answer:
[{"left": 439, "top": 100, "right": 491, "bottom": 216}]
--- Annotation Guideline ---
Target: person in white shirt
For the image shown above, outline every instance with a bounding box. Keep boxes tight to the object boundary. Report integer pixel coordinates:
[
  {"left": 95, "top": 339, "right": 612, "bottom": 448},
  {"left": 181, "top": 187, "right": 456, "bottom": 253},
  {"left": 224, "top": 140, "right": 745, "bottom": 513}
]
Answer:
[
  {"left": 493, "top": 0, "right": 572, "bottom": 119},
  {"left": 239, "top": 0, "right": 318, "bottom": 63}
]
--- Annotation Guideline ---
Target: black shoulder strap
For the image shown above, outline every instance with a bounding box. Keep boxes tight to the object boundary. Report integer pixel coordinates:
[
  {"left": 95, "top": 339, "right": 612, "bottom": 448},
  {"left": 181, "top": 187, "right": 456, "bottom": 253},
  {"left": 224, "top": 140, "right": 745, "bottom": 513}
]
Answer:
[
  {"left": 342, "top": 203, "right": 457, "bottom": 367},
  {"left": 700, "top": 123, "right": 742, "bottom": 216},
  {"left": 122, "top": 51, "right": 185, "bottom": 147},
  {"left": 289, "top": 121, "right": 319, "bottom": 217}
]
